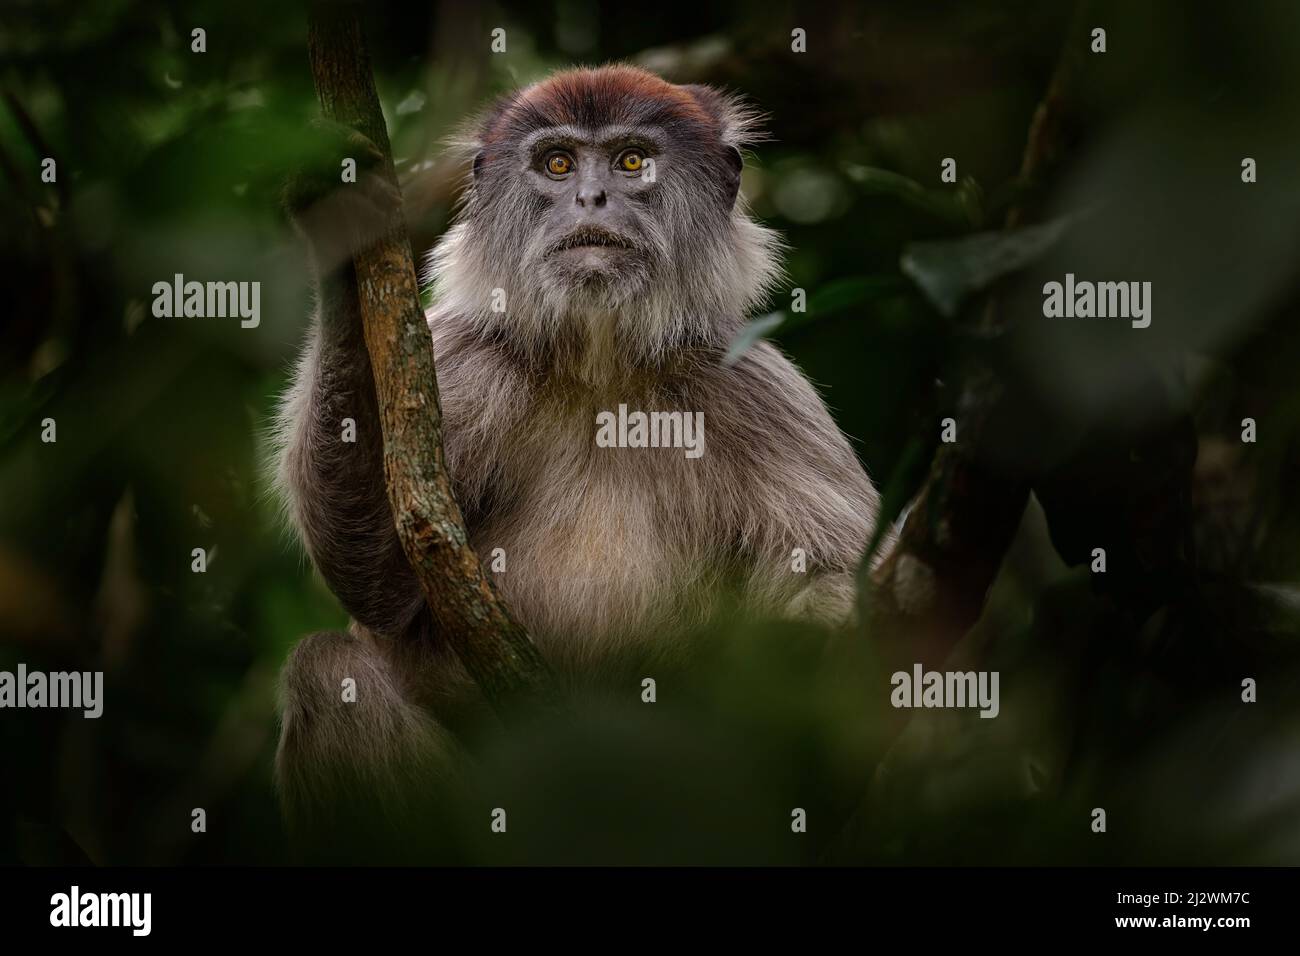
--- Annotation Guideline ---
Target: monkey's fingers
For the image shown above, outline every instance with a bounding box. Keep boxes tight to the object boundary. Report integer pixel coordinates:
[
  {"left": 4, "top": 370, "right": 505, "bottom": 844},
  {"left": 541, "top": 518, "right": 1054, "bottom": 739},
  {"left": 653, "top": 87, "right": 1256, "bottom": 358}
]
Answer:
[
  {"left": 291, "top": 178, "right": 404, "bottom": 272},
  {"left": 283, "top": 117, "right": 394, "bottom": 222}
]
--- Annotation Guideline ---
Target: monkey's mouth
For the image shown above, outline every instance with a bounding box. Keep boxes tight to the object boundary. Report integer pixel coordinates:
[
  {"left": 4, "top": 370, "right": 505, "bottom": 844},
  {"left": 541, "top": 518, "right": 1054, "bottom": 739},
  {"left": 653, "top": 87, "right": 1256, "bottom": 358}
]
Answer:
[{"left": 546, "top": 226, "right": 638, "bottom": 257}]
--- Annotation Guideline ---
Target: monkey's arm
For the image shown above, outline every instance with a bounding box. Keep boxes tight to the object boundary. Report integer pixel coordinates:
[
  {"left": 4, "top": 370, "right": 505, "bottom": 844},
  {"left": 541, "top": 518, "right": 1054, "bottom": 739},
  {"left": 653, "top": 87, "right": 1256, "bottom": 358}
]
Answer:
[
  {"left": 719, "top": 343, "right": 890, "bottom": 624},
  {"left": 275, "top": 264, "right": 428, "bottom": 638}
]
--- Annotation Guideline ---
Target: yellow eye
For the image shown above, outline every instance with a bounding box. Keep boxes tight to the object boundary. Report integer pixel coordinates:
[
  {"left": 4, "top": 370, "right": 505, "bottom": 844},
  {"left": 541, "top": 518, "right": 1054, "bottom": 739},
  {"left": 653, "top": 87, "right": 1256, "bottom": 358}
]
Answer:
[
  {"left": 546, "top": 153, "right": 573, "bottom": 175},
  {"left": 619, "top": 149, "right": 644, "bottom": 172}
]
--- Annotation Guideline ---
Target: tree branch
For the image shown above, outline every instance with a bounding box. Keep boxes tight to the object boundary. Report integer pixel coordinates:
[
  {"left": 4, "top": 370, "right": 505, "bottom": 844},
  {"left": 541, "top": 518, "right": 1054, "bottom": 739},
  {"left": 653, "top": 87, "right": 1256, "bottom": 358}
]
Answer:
[
  {"left": 305, "top": 1, "right": 551, "bottom": 710},
  {"left": 865, "top": 2, "right": 1092, "bottom": 670}
]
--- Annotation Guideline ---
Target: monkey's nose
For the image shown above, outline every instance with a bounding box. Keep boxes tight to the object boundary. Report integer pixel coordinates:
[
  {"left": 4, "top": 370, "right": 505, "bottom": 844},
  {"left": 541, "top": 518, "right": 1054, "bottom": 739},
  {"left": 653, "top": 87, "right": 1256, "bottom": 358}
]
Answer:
[{"left": 575, "top": 187, "right": 607, "bottom": 208}]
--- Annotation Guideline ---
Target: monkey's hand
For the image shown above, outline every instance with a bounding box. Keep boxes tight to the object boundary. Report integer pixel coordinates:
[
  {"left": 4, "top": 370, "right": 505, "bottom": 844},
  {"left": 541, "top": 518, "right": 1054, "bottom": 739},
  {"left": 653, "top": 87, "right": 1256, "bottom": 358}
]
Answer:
[{"left": 283, "top": 117, "right": 403, "bottom": 275}]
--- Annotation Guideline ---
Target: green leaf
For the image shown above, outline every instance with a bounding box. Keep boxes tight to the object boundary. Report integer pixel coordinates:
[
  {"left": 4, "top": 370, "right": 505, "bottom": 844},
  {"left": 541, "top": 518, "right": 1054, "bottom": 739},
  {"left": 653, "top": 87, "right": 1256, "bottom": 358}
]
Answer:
[
  {"left": 855, "top": 433, "right": 930, "bottom": 621},
  {"left": 843, "top": 165, "right": 968, "bottom": 223},
  {"left": 803, "top": 275, "right": 909, "bottom": 317},
  {"left": 955, "top": 175, "right": 985, "bottom": 227},
  {"left": 723, "top": 311, "right": 786, "bottom": 366},
  {"left": 899, "top": 216, "right": 1072, "bottom": 317},
  {"left": 723, "top": 275, "right": 913, "bottom": 364}
]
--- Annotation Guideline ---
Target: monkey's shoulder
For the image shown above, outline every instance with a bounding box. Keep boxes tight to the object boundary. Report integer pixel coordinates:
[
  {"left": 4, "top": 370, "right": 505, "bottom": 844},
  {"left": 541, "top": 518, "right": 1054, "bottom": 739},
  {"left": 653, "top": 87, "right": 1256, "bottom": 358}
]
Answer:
[
  {"left": 694, "top": 342, "right": 858, "bottom": 455},
  {"left": 425, "top": 310, "right": 536, "bottom": 416}
]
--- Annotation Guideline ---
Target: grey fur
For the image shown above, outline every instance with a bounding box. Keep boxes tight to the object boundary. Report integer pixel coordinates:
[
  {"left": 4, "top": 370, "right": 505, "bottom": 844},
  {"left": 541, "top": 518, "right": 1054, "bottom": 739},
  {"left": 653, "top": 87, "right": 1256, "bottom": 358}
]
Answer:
[{"left": 271, "top": 67, "right": 885, "bottom": 823}]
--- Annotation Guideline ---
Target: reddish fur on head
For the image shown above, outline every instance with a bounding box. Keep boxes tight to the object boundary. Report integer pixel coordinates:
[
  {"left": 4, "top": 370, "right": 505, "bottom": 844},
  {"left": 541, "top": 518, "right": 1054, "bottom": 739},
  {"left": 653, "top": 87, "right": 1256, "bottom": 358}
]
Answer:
[{"left": 477, "top": 64, "right": 727, "bottom": 162}]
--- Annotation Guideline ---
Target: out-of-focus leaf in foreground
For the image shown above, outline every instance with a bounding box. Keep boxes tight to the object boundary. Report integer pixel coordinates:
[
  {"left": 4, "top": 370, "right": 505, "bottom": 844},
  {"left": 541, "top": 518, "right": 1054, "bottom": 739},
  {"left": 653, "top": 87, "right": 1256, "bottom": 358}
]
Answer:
[{"left": 901, "top": 216, "right": 1072, "bottom": 317}]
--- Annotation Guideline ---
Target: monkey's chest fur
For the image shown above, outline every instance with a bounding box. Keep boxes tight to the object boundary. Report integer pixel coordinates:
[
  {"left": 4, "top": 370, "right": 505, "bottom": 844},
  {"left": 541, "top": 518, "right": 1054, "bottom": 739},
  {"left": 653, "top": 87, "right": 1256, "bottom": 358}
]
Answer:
[
  {"left": 431, "top": 327, "right": 875, "bottom": 674},
  {"left": 452, "top": 386, "right": 738, "bottom": 665}
]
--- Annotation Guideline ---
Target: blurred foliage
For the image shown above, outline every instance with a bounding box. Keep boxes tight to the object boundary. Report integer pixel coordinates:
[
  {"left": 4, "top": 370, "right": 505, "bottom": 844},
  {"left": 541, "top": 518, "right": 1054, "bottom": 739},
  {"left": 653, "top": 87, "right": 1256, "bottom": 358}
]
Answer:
[{"left": 2, "top": 0, "right": 1300, "bottom": 865}]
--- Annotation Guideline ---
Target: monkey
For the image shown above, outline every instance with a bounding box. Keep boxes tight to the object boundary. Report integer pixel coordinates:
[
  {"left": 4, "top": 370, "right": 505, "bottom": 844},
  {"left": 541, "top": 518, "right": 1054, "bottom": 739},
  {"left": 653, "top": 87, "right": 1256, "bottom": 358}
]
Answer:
[{"left": 272, "top": 65, "right": 886, "bottom": 837}]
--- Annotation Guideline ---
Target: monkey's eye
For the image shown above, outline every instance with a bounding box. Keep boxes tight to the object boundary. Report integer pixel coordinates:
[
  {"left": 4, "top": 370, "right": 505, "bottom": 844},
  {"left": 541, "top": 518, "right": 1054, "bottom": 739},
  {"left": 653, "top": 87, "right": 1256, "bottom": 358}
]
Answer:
[
  {"left": 545, "top": 152, "right": 574, "bottom": 176},
  {"left": 617, "top": 149, "right": 645, "bottom": 172}
]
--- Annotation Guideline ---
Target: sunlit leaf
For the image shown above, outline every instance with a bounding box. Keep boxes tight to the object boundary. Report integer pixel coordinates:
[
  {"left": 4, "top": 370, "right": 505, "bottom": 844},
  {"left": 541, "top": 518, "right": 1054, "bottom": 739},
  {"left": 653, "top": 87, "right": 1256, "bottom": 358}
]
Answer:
[{"left": 723, "top": 310, "right": 785, "bottom": 365}]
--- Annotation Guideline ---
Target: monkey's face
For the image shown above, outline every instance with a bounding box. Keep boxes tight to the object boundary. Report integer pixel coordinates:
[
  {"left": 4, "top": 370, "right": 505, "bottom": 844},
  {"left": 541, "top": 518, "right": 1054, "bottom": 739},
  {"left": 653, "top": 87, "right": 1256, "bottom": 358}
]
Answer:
[
  {"left": 525, "top": 135, "right": 666, "bottom": 301},
  {"left": 428, "top": 66, "right": 781, "bottom": 365},
  {"left": 500, "top": 121, "right": 742, "bottom": 316}
]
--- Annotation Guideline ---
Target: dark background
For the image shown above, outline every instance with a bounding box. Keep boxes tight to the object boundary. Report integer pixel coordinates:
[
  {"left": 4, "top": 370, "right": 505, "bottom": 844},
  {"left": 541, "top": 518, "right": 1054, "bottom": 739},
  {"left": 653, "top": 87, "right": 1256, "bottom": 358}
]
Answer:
[{"left": 2, "top": 0, "right": 1299, "bottom": 864}]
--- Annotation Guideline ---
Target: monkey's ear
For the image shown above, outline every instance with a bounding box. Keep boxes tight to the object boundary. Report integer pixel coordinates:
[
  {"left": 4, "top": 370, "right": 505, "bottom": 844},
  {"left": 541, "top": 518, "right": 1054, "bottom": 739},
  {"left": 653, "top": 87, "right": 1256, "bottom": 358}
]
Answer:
[
  {"left": 472, "top": 150, "right": 486, "bottom": 181},
  {"left": 723, "top": 145, "right": 744, "bottom": 206},
  {"left": 681, "top": 83, "right": 768, "bottom": 149},
  {"left": 683, "top": 84, "right": 763, "bottom": 207}
]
